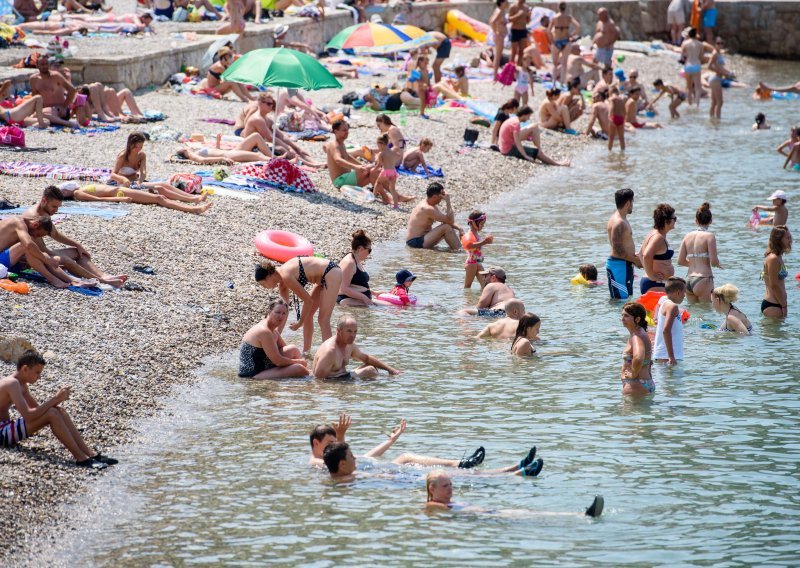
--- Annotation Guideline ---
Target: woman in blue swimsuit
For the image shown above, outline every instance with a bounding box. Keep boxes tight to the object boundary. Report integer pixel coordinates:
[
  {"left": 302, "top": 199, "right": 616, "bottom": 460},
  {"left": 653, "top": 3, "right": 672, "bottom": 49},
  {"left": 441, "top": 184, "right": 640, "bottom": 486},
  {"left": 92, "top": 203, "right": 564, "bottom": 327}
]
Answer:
[
  {"left": 639, "top": 203, "right": 677, "bottom": 294},
  {"left": 761, "top": 225, "right": 791, "bottom": 319},
  {"left": 255, "top": 256, "right": 342, "bottom": 353},
  {"left": 620, "top": 302, "right": 655, "bottom": 396}
]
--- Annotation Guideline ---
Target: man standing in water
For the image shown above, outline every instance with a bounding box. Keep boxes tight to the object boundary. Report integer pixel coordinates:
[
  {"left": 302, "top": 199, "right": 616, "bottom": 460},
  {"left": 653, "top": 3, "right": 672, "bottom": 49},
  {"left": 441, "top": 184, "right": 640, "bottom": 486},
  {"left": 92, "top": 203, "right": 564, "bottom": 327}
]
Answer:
[{"left": 606, "top": 188, "right": 642, "bottom": 299}]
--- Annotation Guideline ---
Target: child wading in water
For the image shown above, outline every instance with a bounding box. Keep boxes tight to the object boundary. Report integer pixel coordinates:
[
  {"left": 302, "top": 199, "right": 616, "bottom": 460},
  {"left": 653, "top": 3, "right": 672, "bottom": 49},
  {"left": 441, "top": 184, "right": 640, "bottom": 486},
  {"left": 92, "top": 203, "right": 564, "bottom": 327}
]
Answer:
[
  {"left": 650, "top": 79, "right": 687, "bottom": 118},
  {"left": 653, "top": 277, "right": 687, "bottom": 365},
  {"left": 373, "top": 134, "right": 413, "bottom": 207},
  {"left": 461, "top": 210, "right": 493, "bottom": 288},
  {"left": 607, "top": 87, "right": 627, "bottom": 151}
]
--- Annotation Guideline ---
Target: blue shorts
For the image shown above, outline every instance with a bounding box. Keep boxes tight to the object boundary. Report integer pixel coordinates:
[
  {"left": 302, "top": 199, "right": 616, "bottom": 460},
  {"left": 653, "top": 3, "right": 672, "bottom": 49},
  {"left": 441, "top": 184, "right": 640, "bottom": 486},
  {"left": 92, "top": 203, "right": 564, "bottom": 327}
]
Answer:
[
  {"left": 234, "top": 128, "right": 243, "bottom": 137},
  {"left": 406, "top": 236, "right": 425, "bottom": 249},
  {"left": 703, "top": 8, "right": 717, "bottom": 28},
  {"left": 0, "top": 248, "right": 22, "bottom": 273},
  {"left": 595, "top": 46, "right": 614, "bottom": 66},
  {"left": 553, "top": 38, "right": 570, "bottom": 51},
  {"left": 477, "top": 308, "right": 506, "bottom": 318},
  {"left": 436, "top": 38, "right": 452, "bottom": 59},
  {"left": 606, "top": 257, "right": 634, "bottom": 300},
  {"left": 640, "top": 276, "right": 665, "bottom": 295}
]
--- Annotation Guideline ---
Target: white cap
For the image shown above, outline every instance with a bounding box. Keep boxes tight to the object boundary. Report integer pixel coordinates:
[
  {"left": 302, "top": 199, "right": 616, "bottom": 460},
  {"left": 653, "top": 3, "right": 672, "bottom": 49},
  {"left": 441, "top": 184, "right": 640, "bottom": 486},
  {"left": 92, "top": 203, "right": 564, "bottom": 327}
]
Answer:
[
  {"left": 769, "top": 190, "right": 788, "bottom": 201},
  {"left": 58, "top": 181, "right": 80, "bottom": 191}
]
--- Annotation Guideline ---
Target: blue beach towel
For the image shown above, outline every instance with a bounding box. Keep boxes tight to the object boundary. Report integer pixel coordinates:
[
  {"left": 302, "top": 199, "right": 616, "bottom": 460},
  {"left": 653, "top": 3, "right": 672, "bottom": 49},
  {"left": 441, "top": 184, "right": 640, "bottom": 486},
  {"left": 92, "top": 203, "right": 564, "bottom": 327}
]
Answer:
[
  {"left": 48, "top": 124, "right": 121, "bottom": 135},
  {"left": 0, "top": 204, "right": 128, "bottom": 219},
  {"left": 397, "top": 165, "right": 444, "bottom": 178}
]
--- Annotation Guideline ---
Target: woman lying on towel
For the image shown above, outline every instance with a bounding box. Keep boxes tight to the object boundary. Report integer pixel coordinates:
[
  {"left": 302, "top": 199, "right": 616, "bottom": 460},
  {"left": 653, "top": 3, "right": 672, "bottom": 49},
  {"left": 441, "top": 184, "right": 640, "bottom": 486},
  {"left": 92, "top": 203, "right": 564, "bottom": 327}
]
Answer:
[
  {"left": 58, "top": 183, "right": 211, "bottom": 215},
  {"left": 175, "top": 133, "right": 282, "bottom": 164}
]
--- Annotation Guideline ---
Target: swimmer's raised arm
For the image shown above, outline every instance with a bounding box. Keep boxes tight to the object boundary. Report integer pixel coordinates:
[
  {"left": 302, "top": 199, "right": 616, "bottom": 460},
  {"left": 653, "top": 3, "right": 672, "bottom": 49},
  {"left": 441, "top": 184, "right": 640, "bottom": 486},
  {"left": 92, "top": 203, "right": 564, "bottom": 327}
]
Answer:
[
  {"left": 364, "top": 418, "right": 406, "bottom": 458},
  {"left": 332, "top": 413, "right": 352, "bottom": 442}
]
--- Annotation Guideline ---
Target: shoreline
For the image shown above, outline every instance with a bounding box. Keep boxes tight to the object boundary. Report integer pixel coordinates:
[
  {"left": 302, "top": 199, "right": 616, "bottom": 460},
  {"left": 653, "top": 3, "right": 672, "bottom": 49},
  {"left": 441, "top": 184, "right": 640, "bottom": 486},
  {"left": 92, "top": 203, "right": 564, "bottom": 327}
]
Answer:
[{"left": 0, "top": 44, "right": 724, "bottom": 562}]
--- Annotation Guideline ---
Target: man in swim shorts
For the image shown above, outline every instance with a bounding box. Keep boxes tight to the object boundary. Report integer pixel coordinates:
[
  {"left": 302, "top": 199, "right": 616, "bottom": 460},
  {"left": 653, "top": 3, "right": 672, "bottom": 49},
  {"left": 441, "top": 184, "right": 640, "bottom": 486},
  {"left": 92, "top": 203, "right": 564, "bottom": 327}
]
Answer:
[
  {"left": 461, "top": 267, "right": 515, "bottom": 317},
  {"left": 606, "top": 188, "right": 643, "bottom": 299},
  {"left": 312, "top": 315, "right": 401, "bottom": 380},
  {"left": 429, "top": 31, "right": 452, "bottom": 84},
  {"left": 29, "top": 55, "right": 79, "bottom": 128},
  {"left": 507, "top": 0, "right": 531, "bottom": 65},
  {"left": 476, "top": 299, "right": 526, "bottom": 339},
  {"left": 325, "top": 120, "right": 375, "bottom": 189},
  {"left": 0, "top": 350, "right": 117, "bottom": 469},
  {"left": 592, "top": 8, "right": 619, "bottom": 67},
  {"left": 405, "top": 182, "right": 462, "bottom": 250}
]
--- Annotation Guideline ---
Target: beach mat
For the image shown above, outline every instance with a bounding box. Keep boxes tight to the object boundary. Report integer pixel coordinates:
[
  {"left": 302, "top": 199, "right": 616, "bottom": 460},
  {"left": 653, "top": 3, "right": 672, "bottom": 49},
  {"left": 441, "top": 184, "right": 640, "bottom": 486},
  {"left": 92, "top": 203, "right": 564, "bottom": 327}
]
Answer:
[
  {"left": 0, "top": 204, "right": 129, "bottom": 219},
  {"left": 47, "top": 124, "right": 121, "bottom": 135},
  {"left": 0, "top": 161, "right": 111, "bottom": 181},
  {"left": 397, "top": 164, "right": 444, "bottom": 178}
]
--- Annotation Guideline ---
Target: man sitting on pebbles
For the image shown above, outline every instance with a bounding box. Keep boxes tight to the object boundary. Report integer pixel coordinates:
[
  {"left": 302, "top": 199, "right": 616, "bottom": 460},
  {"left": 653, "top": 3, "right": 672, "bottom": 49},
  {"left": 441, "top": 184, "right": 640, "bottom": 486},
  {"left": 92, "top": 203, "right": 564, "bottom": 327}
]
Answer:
[
  {"left": 312, "top": 315, "right": 401, "bottom": 380},
  {"left": 406, "top": 182, "right": 463, "bottom": 251},
  {"left": 325, "top": 120, "right": 376, "bottom": 189},
  {"left": 461, "top": 267, "right": 516, "bottom": 317},
  {"left": 476, "top": 299, "right": 526, "bottom": 339},
  {"left": 0, "top": 350, "right": 117, "bottom": 470},
  {"left": 23, "top": 186, "right": 128, "bottom": 289}
]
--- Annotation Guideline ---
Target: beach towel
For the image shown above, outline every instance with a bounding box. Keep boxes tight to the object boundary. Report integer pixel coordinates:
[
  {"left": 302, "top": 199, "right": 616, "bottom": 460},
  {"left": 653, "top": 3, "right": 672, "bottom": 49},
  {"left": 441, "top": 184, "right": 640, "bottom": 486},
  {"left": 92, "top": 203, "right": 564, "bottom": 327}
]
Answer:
[
  {"left": 233, "top": 159, "right": 316, "bottom": 193},
  {"left": 47, "top": 124, "right": 121, "bottom": 136},
  {"left": 198, "top": 118, "right": 235, "bottom": 125},
  {"left": 286, "top": 129, "right": 330, "bottom": 141},
  {"left": 15, "top": 270, "right": 103, "bottom": 295},
  {"left": 0, "top": 204, "right": 128, "bottom": 219},
  {"left": 0, "top": 161, "right": 111, "bottom": 181},
  {"left": 397, "top": 165, "right": 444, "bottom": 178}
]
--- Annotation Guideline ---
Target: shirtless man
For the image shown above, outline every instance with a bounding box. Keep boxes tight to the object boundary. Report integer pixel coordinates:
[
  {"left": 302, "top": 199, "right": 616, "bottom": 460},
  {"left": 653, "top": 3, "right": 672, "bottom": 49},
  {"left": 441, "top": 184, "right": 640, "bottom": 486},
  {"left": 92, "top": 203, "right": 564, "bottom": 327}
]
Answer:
[
  {"left": 565, "top": 43, "right": 601, "bottom": 89},
  {"left": 507, "top": 0, "right": 530, "bottom": 66},
  {"left": 312, "top": 315, "right": 400, "bottom": 381},
  {"left": 0, "top": 216, "right": 94, "bottom": 289},
  {"left": 488, "top": 0, "right": 510, "bottom": 80},
  {"left": 476, "top": 299, "right": 525, "bottom": 339},
  {"left": 592, "top": 8, "right": 620, "bottom": 67},
  {"left": 593, "top": 66, "right": 615, "bottom": 97},
  {"left": 548, "top": 2, "right": 580, "bottom": 83},
  {"left": 240, "top": 94, "right": 302, "bottom": 160},
  {"left": 405, "top": 182, "right": 462, "bottom": 251},
  {"left": 606, "top": 188, "right": 642, "bottom": 300},
  {"left": 585, "top": 89, "right": 611, "bottom": 138},
  {"left": 623, "top": 69, "right": 649, "bottom": 110},
  {"left": 0, "top": 350, "right": 117, "bottom": 469},
  {"left": 325, "top": 120, "right": 375, "bottom": 189},
  {"left": 29, "top": 56, "right": 78, "bottom": 128},
  {"left": 625, "top": 87, "right": 662, "bottom": 129},
  {"left": 462, "top": 267, "right": 516, "bottom": 317},
  {"left": 429, "top": 31, "right": 452, "bottom": 84},
  {"left": 23, "top": 186, "right": 128, "bottom": 288}
]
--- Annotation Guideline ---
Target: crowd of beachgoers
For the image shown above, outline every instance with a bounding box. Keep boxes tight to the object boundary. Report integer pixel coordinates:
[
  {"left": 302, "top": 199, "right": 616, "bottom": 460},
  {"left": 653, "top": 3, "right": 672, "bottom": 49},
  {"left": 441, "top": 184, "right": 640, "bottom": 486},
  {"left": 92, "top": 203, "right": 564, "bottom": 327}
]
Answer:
[{"left": 0, "top": 0, "right": 798, "bottom": 554}]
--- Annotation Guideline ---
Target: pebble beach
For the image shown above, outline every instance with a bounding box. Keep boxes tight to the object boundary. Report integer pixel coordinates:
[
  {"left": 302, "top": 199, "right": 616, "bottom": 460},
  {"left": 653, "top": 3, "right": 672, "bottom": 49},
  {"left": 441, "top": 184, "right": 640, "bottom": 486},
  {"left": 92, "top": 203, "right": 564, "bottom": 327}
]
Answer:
[{"left": 1, "top": 19, "right": 691, "bottom": 561}]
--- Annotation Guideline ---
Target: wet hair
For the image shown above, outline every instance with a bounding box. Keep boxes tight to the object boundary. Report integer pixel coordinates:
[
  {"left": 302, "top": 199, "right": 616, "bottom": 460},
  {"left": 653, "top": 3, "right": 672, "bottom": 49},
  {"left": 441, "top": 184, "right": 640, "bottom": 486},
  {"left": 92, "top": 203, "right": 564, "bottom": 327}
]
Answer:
[
  {"left": 375, "top": 114, "right": 394, "bottom": 127},
  {"left": 514, "top": 313, "right": 541, "bottom": 343},
  {"left": 653, "top": 78, "right": 664, "bottom": 88},
  {"left": 323, "top": 441, "right": 350, "bottom": 474},
  {"left": 713, "top": 283, "right": 739, "bottom": 304},
  {"left": 377, "top": 133, "right": 389, "bottom": 146},
  {"left": 594, "top": 90, "right": 607, "bottom": 102},
  {"left": 558, "top": 1, "right": 566, "bottom": 11},
  {"left": 267, "top": 298, "right": 289, "bottom": 315},
  {"left": 504, "top": 299, "right": 525, "bottom": 318},
  {"left": 665, "top": 276, "right": 686, "bottom": 294},
  {"left": 516, "top": 105, "right": 533, "bottom": 118},
  {"left": 124, "top": 132, "right": 147, "bottom": 161},
  {"left": 653, "top": 203, "right": 676, "bottom": 230},
  {"left": 454, "top": 66, "right": 466, "bottom": 77},
  {"left": 622, "top": 302, "right": 648, "bottom": 330},
  {"left": 696, "top": 202, "right": 712, "bottom": 226},
  {"left": 351, "top": 229, "right": 371, "bottom": 251},
  {"left": 755, "top": 112, "right": 766, "bottom": 125},
  {"left": 331, "top": 119, "right": 348, "bottom": 132},
  {"left": 426, "top": 469, "right": 450, "bottom": 501},
  {"left": 688, "top": 28, "right": 697, "bottom": 38},
  {"left": 766, "top": 225, "right": 791, "bottom": 257},
  {"left": 579, "top": 263, "right": 598, "bottom": 281},
  {"left": 614, "top": 188, "right": 634, "bottom": 209},
  {"left": 420, "top": 137, "right": 433, "bottom": 149},
  {"left": 546, "top": 87, "right": 561, "bottom": 98},
  {"left": 426, "top": 182, "right": 444, "bottom": 198},
  {"left": 17, "top": 349, "right": 45, "bottom": 370},
  {"left": 500, "top": 98, "right": 520, "bottom": 112},
  {"left": 254, "top": 259, "right": 277, "bottom": 282},
  {"left": 43, "top": 185, "right": 63, "bottom": 202},
  {"left": 568, "top": 77, "right": 581, "bottom": 90},
  {"left": 629, "top": 86, "right": 641, "bottom": 95},
  {"left": 468, "top": 210, "right": 486, "bottom": 227},
  {"left": 309, "top": 424, "right": 336, "bottom": 448}
]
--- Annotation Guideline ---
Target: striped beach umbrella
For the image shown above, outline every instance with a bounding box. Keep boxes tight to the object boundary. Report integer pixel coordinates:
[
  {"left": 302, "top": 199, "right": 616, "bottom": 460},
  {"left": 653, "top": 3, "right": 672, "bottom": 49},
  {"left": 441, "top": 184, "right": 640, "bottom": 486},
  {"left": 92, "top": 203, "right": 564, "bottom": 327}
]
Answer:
[{"left": 326, "top": 23, "right": 412, "bottom": 51}]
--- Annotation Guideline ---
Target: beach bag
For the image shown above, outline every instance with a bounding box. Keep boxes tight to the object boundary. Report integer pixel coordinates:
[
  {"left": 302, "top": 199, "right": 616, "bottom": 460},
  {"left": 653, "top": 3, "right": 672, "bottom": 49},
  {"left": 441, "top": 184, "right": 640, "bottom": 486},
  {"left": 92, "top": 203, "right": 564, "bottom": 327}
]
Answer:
[
  {"left": 168, "top": 172, "right": 202, "bottom": 193},
  {"left": 497, "top": 62, "right": 515, "bottom": 86},
  {"left": 233, "top": 158, "right": 316, "bottom": 192},
  {"left": 463, "top": 128, "right": 478, "bottom": 146},
  {"left": 0, "top": 126, "right": 25, "bottom": 147},
  {"left": 341, "top": 91, "right": 359, "bottom": 105}
]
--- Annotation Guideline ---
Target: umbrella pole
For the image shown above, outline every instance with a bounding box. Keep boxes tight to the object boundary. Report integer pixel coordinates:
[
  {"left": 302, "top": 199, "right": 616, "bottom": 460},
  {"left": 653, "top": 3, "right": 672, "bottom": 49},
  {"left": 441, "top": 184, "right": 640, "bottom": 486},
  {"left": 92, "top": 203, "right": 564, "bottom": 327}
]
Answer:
[{"left": 272, "top": 87, "right": 280, "bottom": 159}]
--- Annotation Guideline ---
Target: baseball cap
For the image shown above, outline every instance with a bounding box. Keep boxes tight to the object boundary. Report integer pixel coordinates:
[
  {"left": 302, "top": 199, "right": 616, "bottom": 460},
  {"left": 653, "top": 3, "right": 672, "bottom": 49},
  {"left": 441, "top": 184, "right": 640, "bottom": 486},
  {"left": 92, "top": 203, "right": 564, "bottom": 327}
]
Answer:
[
  {"left": 769, "top": 190, "right": 788, "bottom": 201},
  {"left": 395, "top": 269, "right": 416, "bottom": 284},
  {"left": 478, "top": 266, "right": 506, "bottom": 281}
]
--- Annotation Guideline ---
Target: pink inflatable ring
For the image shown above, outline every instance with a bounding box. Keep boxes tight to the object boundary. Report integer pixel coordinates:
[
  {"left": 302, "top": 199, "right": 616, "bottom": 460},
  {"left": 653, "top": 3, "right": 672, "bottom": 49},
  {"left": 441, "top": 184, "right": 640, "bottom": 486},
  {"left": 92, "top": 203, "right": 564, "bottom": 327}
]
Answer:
[{"left": 254, "top": 230, "right": 313, "bottom": 263}]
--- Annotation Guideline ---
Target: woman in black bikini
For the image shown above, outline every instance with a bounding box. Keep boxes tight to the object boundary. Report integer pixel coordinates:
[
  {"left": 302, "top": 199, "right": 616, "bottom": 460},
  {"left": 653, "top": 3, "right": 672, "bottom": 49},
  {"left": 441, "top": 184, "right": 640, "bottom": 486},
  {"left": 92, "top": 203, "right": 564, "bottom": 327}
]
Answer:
[
  {"left": 711, "top": 284, "right": 753, "bottom": 334},
  {"left": 255, "top": 256, "right": 342, "bottom": 354},
  {"left": 761, "top": 225, "right": 791, "bottom": 319},
  {"left": 337, "top": 230, "right": 373, "bottom": 307},
  {"left": 203, "top": 46, "right": 253, "bottom": 102},
  {"left": 640, "top": 203, "right": 677, "bottom": 294},
  {"left": 239, "top": 299, "right": 309, "bottom": 379}
]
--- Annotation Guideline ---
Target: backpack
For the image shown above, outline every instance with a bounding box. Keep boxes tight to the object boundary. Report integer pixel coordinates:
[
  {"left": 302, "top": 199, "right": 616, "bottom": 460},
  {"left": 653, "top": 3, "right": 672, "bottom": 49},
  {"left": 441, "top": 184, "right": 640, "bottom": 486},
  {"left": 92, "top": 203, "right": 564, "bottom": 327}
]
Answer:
[
  {"left": 463, "top": 128, "right": 479, "bottom": 146},
  {"left": 497, "top": 62, "right": 516, "bottom": 86},
  {"left": 168, "top": 172, "right": 202, "bottom": 193},
  {"left": 0, "top": 126, "right": 25, "bottom": 148}
]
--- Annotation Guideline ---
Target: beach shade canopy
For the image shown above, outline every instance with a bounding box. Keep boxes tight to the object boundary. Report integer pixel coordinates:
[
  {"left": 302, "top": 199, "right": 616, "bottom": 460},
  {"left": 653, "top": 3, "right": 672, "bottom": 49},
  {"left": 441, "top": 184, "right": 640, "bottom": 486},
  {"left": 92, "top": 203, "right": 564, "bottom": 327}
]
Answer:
[
  {"left": 354, "top": 33, "right": 439, "bottom": 55},
  {"left": 326, "top": 22, "right": 412, "bottom": 51},
  {"left": 396, "top": 24, "right": 427, "bottom": 39},
  {"left": 221, "top": 47, "right": 342, "bottom": 90},
  {"left": 202, "top": 33, "right": 240, "bottom": 70}
]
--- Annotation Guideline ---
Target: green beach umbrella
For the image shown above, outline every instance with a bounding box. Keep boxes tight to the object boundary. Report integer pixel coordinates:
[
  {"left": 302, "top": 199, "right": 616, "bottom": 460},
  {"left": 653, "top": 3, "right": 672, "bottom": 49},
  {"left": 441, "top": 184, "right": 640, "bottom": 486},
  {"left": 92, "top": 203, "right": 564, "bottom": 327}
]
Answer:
[{"left": 221, "top": 48, "right": 342, "bottom": 156}]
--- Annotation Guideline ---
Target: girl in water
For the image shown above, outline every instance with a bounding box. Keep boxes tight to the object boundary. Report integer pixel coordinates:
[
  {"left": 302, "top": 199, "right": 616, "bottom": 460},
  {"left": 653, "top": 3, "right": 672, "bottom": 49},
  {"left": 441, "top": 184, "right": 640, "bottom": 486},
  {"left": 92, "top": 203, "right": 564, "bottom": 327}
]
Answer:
[
  {"left": 511, "top": 313, "right": 541, "bottom": 356},
  {"left": 639, "top": 203, "right": 677, "bottom": 294},
  {"left": 707, "top": 37, "right": 734, "bottom": 119},
  {"left": 462, "top": 210, "right": 493, "bottom": 288},
  {"left": 761, "top": 226, "right": 791, "bottom": 319},
  {"left": 712, "top": 284, "right": 752, "bottom": 334},
  {"left": 238, "top": 299, "right": 309, "bottom": 379},
  {"left": 678, "top": 202, "right": 721, "bottom": 302},
  {"left": 777, "top": 126, "right": 799, "bottom": 171},
  {"left": 425, "top": 470, "right": 604, "bottom": 517},
  {"left": 337, "top": 230, "right": 373, "bottom": 307},
  {"left": 620, "top": 302, "right": 654, "bottom": 396},
  {"left": 254, "top": 256, "right": 342, "bottom": 353}
]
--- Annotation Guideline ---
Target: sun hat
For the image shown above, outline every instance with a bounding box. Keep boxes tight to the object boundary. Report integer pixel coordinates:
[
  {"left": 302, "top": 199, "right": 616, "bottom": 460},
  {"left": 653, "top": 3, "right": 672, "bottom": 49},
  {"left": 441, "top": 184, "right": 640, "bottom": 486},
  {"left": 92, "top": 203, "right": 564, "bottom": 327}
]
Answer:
[
  {"left": 769, "top": 190, "right": 788, "bottom": 201},
  {"left": 274, "top": 24, "right": 289, "bottom": 38},
  {"left": 395, "top": 269, "right": 416, "bottom": 284}
]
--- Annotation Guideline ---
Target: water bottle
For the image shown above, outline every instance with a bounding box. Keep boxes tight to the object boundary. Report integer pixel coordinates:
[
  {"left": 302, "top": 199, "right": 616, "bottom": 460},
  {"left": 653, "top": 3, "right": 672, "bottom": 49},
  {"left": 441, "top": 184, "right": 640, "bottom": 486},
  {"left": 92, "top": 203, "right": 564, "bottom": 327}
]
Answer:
[{"left": 400, "top": 105, "right": 407, "bottom": 126}]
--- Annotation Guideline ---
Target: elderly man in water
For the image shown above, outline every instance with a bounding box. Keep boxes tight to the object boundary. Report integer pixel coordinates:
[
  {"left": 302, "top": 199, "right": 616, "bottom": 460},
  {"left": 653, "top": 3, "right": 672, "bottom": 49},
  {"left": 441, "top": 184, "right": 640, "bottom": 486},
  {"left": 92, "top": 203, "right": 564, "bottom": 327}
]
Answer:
[
  {"left": 312, "top": 315, "right": 401, "bottom": 380},
  {"left": 476, "top": 299, "right": 526, "bottom": 339},
  {"left": 461, "top": 267, "right": 516, "bottom": 317}
]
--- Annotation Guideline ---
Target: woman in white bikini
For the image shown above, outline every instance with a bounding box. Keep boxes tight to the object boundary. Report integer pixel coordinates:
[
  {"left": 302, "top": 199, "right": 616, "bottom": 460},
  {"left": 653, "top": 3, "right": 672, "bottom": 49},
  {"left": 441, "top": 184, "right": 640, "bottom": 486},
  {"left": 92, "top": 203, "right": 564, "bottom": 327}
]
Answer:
[{"left": 678, "top": 202, "right": 721, "bottom": 302}]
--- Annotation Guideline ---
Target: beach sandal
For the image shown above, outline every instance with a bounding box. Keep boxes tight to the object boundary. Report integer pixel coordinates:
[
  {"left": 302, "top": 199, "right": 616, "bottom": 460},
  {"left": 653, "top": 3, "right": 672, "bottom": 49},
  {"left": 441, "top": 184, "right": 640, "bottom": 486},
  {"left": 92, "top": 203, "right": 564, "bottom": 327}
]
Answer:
[
  {"left": 519, "top": 446, "right": 536, "bottom": 470},
  {"left": 133, "top": 265, "right": 155, "bottom": 275},
  {"left": 521, "top": 457, "right": 544, "bottom": 477},
  {"left": 76, "top": 458, "right": 107, "bottom": 470},
  {"left": 458, "top": 446, "right": 485, "bottom": 469},
  {"left": 67, "top": 285, "right": 102, "bottom": 296},
  {"left": 91, "top": 453, "right": 118, "bottom": 465},
  {"left": 585, "top": 495, "right": 604, "bottom": 518}
]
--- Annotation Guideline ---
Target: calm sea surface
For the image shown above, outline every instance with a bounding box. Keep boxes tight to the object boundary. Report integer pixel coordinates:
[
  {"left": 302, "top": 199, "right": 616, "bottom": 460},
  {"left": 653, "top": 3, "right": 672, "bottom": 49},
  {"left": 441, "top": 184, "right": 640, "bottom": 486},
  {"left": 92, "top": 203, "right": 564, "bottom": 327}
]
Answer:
[{"left": 37, "top": 57, "right": 800, "bottom": 567}]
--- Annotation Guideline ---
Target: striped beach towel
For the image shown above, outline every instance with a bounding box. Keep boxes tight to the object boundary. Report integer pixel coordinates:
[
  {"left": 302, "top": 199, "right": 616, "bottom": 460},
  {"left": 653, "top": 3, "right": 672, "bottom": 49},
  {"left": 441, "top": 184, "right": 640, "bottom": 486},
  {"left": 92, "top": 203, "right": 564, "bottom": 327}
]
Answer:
[{"left": 0, "top": 161, "right": 111, "bottom": 181}]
